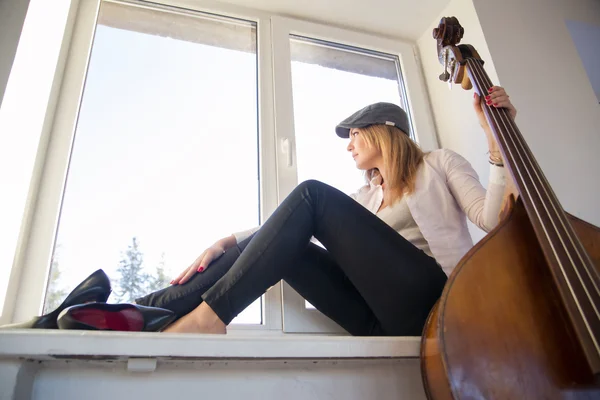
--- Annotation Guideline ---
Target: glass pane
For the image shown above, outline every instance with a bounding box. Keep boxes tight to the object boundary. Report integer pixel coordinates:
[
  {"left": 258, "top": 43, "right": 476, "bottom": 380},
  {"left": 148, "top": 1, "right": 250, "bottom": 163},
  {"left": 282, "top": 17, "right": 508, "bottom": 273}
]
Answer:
[
  {"left": 290, "top": 37, "right": 407, "bottom": 194},
  {"left": 289, "top": 37, "right": 407, "bottom": 310},
  {"left": 43, "top": 2, "right": 261, "bottom": 325}
]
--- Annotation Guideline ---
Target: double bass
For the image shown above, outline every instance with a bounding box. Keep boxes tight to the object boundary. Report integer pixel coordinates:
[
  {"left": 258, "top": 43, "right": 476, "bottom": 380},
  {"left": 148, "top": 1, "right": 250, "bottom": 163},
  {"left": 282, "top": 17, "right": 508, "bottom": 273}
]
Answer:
[{"left": 420, "top": 17, "right": 600, "bottom": 399}]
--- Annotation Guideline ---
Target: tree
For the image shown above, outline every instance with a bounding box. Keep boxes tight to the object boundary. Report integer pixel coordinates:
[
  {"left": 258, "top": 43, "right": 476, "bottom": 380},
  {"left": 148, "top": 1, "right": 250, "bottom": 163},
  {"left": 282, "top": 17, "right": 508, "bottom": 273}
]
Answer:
[
  {"left": 147, "top": 252, "right": 171, "bottom": 292},
  {"left": 114, "top": 237, "right": 151, "bottom": 302},
  {"left": 43, "top": 251, "right": 68, "bottom": 314}
]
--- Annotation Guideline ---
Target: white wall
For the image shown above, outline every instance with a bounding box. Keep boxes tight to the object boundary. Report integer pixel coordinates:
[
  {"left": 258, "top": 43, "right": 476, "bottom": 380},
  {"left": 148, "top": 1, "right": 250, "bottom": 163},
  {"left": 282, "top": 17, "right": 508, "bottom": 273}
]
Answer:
[
  {"left": 1, "top": 359, "right": 426, "bottom": 400},
  {"left": 417, "top": 0, "right": 499, "bottom": 242},
  {"left": 472, "top": 0, "right": 600, "bottom": 226},
  {"left": 0, "top": 0, "right": 31, "bottom": 108},
  {"left": 565, "top": 19, "right": 600, "bottom": 103}
]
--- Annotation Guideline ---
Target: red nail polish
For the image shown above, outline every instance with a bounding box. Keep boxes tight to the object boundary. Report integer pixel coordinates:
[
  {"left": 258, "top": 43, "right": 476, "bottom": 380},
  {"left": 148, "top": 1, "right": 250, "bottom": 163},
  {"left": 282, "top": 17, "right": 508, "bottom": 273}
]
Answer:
[
  {"left": 493, "top": 103, "right": 498, "bottom": 106},
  {"left": 485, "top": 95, "right": 490, "bottom": 100},
  {"left": 488, "top": 87, "right": 493, "bottom": 92},
  {"left": 198, "top": 267, "right": 204, "bottom": 272}
]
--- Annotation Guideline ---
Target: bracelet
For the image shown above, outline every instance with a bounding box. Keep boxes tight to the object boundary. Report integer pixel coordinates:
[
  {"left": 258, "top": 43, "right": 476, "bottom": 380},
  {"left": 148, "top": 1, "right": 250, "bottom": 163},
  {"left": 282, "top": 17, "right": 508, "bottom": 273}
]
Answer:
[
  {"left": 487, "top": 150, "right": 504, "bottom": 167},
  {"left": 489, "top": 158, "right": 504, "bottom": 167}
]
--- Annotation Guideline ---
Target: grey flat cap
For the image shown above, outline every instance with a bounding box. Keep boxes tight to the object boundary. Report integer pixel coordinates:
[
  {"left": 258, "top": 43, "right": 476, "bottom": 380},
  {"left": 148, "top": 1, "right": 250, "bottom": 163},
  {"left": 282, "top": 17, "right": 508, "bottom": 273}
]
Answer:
[{"left": 335, "top": 102, "right": 410, "bottom": 138}]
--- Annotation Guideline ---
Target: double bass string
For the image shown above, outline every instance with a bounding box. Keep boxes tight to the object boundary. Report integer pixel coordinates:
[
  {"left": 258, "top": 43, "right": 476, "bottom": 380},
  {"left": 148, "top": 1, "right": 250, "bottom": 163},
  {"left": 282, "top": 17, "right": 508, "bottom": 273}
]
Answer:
[
  {"left": 469, "top": 59, "right": 600, "bottom": 299},
  {"left": 467, "top": 59, "right": 600, "bottom": 347}
]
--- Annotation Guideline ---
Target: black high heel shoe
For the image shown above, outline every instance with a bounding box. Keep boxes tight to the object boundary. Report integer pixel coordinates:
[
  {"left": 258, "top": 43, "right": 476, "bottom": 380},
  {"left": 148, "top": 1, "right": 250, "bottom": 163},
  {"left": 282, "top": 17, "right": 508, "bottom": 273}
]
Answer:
[
  {"left": 0, "top": 269, "right": 112, "bottom": 329},
  {"left": 57, "top": 303, "right": 176, "bottom": 332}
]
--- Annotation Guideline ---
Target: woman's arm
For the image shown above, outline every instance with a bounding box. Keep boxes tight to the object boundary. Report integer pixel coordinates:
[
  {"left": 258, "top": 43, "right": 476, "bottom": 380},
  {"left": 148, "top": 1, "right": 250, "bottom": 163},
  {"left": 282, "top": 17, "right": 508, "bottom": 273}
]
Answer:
[
  {"left": 444, "top": 150, "right": 506, "bottom": 232},
  {"left": 216, "top": 234, "right": 238, "bottom": 251},
  {"left": 444, "top": 86, "right": 518, "bottom": 232},
  {"left": 475, "top": 86, "right": 520, "bottom": 209},
  {"left": 475, "top": 86, "right": 518, "bottom": 192},
  {"left": 231, "top": 227, "right": 260, "bottom": 245}
]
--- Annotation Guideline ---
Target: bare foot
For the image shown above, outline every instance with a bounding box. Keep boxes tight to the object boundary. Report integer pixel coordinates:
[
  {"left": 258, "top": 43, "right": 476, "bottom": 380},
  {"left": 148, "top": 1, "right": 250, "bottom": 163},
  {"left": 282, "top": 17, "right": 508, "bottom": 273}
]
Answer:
[{"left": 163, "top": 302, "right": 227, "bottom": 334}]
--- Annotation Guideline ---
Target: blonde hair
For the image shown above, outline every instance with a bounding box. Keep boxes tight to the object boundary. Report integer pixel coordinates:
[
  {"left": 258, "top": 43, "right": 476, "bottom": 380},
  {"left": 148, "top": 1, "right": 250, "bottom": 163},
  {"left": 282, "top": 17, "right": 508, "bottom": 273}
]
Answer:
[{"left": 358, "top": 124, "right": 425, "bottom": 205}]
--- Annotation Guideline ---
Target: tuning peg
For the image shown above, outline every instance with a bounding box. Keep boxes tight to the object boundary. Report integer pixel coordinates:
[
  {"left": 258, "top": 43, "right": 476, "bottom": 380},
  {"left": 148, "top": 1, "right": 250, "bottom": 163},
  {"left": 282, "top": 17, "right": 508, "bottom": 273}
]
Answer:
[{"left": 439, "top": 48, "right": 451, "bottom": 82}]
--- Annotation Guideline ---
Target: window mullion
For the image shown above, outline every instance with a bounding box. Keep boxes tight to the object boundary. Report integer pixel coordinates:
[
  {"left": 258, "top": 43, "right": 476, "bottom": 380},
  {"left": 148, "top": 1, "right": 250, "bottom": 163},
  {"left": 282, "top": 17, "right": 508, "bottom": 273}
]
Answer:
[
  {"left": 270, "top": 17, "right": 299, "bottom": 201},
  {"left": 247, "top": 16, "right": 282, "bottom": 331}
]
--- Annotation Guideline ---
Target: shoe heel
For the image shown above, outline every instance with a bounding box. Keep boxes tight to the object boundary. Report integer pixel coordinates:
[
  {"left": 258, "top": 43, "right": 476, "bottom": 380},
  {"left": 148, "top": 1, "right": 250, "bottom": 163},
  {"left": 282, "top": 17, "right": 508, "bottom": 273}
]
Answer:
[{"left": 70, "top": 308, "right": 144, "bottom": 331}]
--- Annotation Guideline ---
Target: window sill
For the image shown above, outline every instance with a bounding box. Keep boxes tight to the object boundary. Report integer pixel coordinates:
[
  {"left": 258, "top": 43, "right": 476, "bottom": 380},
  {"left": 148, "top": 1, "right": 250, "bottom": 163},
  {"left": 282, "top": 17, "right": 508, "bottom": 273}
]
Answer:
[{"left": 0, "top": 329, "right": 420, "bottom": 361}]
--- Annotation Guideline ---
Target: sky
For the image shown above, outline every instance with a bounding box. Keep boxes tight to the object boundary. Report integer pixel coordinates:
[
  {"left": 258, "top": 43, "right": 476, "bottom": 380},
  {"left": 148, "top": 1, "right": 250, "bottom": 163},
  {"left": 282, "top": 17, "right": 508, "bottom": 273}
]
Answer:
[{"left": 43, "top": 20, "right": 402, "bottom": 325}]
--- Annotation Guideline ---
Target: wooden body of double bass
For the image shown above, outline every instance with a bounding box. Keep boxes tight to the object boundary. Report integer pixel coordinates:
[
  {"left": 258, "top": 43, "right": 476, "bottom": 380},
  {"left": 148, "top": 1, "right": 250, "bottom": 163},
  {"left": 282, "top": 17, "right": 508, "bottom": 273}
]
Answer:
[{"left": 421, "top": 197, "right": 600, "bottom": 399}]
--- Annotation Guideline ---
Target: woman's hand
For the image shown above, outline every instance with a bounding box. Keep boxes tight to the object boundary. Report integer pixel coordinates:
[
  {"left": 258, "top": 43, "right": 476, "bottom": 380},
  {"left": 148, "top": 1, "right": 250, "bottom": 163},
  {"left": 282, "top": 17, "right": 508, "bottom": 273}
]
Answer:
[
  {"left": 473, "top": 86, "right": 517, "bottom": 128},
  {"left": 171, "top": 244, "right": 225, "bottom": 285},
  {"left": 171, "top": 234, "right": 237, "bottom": 285},
  {"left": 473, "top": 86, "right": 517, "bottom": 164}
]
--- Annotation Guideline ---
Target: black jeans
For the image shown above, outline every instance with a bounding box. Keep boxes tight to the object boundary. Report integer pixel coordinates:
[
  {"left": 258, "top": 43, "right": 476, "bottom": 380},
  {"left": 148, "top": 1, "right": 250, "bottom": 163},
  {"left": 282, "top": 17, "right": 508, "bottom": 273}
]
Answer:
[{"left": 136, "top": 180, "right": 447, "bottom": 336}]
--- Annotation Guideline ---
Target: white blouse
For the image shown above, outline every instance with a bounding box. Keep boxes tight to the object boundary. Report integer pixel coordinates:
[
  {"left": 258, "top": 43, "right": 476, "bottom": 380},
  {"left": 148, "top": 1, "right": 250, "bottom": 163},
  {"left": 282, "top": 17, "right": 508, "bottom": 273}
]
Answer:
[{"left": 375, "top": 195, "right": 433, "bottom": 258}]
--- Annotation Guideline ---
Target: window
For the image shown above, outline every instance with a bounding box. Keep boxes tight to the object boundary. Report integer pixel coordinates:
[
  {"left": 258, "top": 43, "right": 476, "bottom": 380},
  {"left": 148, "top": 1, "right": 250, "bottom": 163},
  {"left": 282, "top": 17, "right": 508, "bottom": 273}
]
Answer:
[
  {"left": 270, "top": 19, "right": 422, "bottom": 333},
  {"left": 45, "top": 2, "right": 261, "bottom": 324},
  {"left": 5, "top": 1, "right": 436, "bottom": 333},
  {"left": 288, "top": 37, "right": 409, "bottom": 330}
]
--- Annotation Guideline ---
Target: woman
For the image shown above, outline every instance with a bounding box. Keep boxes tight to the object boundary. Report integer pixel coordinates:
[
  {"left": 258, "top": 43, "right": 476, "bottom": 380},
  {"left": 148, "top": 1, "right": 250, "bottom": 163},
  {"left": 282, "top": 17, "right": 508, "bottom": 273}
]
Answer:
[
  {"left": 129, "top": 86, "right": 515, "bottom": 336},
  {"left": 4, "top": 87, "right": 516, "bottom": 335}
]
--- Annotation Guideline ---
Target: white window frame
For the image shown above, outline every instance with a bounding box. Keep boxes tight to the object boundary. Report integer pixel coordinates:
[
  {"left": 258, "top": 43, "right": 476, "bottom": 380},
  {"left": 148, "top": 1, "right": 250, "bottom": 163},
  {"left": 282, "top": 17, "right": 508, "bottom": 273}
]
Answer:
[
  {"left": 1, "top": 0, "right": 438, "bottom": 335},
  {"left": 270, "top": 16, "right": 438, "bottom": 333}
]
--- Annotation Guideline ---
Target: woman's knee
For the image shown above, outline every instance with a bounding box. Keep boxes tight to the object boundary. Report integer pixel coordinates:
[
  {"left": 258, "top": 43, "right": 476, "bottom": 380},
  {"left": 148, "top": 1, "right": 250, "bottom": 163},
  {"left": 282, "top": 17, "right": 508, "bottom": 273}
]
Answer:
[
  {"left": 293, "top": 179, "right": 336, "bottom": 200},
  {"left": 288, "top": 180, "right": 329, "bottom": 206},
  {"left": 296, "top": 179, "right": 326, "bottom": 192}
]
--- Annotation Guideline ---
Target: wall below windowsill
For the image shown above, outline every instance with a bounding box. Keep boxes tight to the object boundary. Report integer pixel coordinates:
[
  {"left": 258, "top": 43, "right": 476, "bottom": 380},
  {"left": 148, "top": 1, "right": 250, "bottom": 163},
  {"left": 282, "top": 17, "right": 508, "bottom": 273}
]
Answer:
[{"left": 0, "top": 330, "right": 421, "bottom": 361}]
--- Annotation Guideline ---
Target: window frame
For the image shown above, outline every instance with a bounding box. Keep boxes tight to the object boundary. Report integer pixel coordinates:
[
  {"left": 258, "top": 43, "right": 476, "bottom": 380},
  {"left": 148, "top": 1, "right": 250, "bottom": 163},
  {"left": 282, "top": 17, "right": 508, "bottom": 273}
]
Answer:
[{"left": 1, "top": 0, "right": 438, "bottom": 334}]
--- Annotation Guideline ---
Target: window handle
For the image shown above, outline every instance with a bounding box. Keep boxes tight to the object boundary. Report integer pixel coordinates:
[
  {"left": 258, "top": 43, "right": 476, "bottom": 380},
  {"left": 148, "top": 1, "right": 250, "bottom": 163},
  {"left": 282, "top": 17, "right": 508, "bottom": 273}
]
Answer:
[{"left": 281, "top": 138, "right": 293, "bottom": 167}]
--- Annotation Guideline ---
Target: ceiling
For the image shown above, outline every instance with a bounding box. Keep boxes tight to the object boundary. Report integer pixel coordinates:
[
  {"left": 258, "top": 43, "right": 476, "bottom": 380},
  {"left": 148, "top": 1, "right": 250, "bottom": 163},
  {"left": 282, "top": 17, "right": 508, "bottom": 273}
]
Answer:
[{"left": 215, "top": 0, "right": 452, "bottom": 40}]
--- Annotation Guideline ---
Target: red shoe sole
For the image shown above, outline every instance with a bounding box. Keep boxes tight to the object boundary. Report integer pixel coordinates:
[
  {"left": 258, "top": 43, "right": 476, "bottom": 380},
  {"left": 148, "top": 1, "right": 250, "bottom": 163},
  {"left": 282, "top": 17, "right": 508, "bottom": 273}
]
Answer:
[{"left": 70, "top": 308, "right": 144, "bottom": 331}]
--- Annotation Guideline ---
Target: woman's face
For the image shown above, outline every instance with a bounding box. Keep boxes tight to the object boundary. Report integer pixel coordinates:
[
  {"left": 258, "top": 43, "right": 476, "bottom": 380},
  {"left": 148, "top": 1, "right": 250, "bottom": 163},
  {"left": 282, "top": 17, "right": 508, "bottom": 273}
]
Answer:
[{"left": 347, "top": 128, "right": 382, "bottom": 170}]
